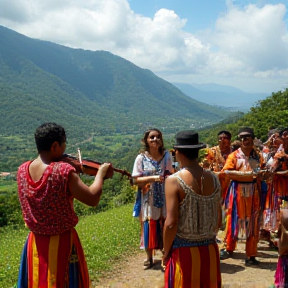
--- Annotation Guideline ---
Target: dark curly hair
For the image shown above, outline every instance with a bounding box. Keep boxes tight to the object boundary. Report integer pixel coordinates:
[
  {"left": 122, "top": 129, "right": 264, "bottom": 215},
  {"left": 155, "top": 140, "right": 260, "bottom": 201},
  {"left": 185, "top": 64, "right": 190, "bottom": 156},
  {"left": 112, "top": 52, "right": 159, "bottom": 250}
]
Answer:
[
  {"left": 217, "top": 130, "right": 231, "bottom": 140},
  {"left": 141, "top": 128, "right": 165, "bottom": 154},
  {"left": 34, "top": 122, "right": 66, "bottom": 153}
]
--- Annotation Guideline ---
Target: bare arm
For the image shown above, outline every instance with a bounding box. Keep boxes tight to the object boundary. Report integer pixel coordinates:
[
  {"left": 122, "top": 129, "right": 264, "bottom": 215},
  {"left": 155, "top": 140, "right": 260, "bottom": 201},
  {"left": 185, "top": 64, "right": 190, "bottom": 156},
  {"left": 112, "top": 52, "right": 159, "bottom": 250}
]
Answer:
[
  {"left": 163, "top": 176, "right": 179, "bottom": 264},
  {"left": 69, "top": 163, "right": 110, "bottom": 207},
  {"left": 133, "top": 175, "right": 162, "bottom": 188}
]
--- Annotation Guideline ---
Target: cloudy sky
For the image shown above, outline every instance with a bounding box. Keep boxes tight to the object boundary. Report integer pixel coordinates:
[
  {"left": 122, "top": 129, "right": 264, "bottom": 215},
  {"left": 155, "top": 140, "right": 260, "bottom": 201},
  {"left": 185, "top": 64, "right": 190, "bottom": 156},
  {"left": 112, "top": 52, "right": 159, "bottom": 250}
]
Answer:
[{"left": 0, "top": 0, "right": 287, "bottom": 94}]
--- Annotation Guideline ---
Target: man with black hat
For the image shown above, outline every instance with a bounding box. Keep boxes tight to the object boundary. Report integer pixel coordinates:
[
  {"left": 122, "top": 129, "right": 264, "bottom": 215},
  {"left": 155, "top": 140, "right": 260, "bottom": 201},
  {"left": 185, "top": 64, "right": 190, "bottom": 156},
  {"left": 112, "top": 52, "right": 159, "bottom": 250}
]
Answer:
[
  {"left": 220, "top": 127, "right": 264, "bottom": 265},
  {"left": 163, "top": 130, "right": 222, "bottom": 287},
  {"left": 202, "top": 130, "right": 232, "bottom": 172}
]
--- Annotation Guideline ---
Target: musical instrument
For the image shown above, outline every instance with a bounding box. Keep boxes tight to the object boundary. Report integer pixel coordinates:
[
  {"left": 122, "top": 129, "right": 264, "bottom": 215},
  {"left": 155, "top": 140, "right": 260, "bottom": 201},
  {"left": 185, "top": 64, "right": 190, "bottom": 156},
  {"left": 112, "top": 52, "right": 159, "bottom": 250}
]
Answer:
[
  {"left": 276, "top": 170, "right": 288, "bottom": 175},
  {"left": 60, "top": 149, "right": 132, "bottom": 183},
  {"left": 223, "top": 170, "right": 255, "bottom": 182}
]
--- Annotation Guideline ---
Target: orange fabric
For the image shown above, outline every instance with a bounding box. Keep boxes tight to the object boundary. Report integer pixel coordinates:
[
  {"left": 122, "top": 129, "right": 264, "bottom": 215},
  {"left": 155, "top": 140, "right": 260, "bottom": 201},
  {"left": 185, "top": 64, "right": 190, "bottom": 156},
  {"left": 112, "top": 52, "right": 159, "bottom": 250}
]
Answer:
[
  {"left": 246, "top": 236, "right": 258, "bottom": 257},
  {"left": 222, "top": 151, "right": 238, "bottom": 171},
  {"left": 226, "top": 236, "right": 258, "bottom": 257},
  {"left": 222, "top": 149, "right": 264, "bottom": 172},
  {"left": 222, "top": 148, "right": 262, "bottom": 257},
  {"left": 217, "top": 173, "right": 230, "bottom": 200}
]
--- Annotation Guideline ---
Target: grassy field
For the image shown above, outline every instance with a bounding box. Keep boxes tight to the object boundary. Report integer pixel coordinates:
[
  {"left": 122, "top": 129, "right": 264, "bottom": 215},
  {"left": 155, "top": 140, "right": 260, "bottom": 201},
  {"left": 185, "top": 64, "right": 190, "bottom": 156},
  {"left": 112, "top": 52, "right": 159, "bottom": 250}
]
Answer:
[
  {"left": 0, "top": 180, "right": 17, "bottom": 193},
  {"left": 0, "top": 204, "right": 140, "bottom": 288}
]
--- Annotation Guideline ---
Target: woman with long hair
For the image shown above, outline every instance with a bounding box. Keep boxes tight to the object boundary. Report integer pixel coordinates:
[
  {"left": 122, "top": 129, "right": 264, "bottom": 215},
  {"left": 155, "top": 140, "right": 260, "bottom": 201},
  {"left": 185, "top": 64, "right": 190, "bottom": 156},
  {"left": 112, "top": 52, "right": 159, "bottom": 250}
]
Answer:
[{"left": 132, "top": 128, "right": 173, "bottom": 268}]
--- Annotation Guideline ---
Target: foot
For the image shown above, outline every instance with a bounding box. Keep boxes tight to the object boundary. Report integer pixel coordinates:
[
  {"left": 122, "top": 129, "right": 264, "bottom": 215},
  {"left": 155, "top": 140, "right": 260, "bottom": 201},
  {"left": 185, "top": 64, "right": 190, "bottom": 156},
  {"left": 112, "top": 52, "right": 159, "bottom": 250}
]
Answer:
[
  {"left": 143, "top": 258, "right": 153, "bottom": 267},
  {"left": 220, "top": 249, "right": 232, "bottom": 260},
  {"left": 245, "top": 257, "right": 260, "bottom": 265}
]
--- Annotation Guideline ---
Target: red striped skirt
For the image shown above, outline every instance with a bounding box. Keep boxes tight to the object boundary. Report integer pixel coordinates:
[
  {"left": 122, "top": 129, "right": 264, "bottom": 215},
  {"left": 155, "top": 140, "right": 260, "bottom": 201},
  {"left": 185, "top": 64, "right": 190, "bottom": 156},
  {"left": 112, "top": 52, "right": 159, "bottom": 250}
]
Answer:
[
  {"left": 143, "top": 219, "right": 163, "bottom": 250},
  {"left": 164, "top": 242, "right": 221, "bottom": 288},
  {"left": 17, "top": 228, "right": 91, "bottom": 288}
]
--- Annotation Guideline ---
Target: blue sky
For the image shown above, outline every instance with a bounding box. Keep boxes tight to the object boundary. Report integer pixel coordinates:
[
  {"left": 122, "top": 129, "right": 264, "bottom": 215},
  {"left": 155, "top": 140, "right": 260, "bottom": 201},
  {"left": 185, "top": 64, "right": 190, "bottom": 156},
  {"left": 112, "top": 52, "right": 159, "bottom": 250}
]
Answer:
[
  {"left": 0, "top": 0, "right": 287, "bottom": 94},
  {"left": 129, "top": 0, "right": 288, "bottom": 31},
  {"left": 129, "top": 0, "right": 227, "bottom": 32}
]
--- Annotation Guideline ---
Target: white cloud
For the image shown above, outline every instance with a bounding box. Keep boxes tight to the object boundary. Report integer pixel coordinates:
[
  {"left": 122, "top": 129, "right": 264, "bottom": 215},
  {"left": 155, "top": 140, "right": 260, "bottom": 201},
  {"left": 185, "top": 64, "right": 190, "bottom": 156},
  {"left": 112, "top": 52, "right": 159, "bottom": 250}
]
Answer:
[
  {"left": 0, "top": 0, "right": 287, "bottom": 93},
  {"left": 212, "top": 4, "right": 288, "bottom": 70}
]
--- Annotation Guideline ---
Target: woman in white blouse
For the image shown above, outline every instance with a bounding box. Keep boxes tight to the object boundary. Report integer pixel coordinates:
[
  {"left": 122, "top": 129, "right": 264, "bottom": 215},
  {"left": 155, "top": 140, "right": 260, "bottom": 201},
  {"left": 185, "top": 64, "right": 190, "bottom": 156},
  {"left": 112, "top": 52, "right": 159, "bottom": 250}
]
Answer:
[{"left": 132, "top": 128, "right": 173, "bottom": 268}]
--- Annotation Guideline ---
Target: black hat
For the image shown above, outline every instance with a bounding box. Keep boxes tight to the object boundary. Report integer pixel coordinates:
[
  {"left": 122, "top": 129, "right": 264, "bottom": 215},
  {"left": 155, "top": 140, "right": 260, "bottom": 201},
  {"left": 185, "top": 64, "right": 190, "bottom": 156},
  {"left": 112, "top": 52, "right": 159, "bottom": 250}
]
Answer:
[
  {"left": 174, "top": 130, "right": 206, "bottom": 149},
  {"left": 238, "top": 127, "right": 255, "bottom": 138}
]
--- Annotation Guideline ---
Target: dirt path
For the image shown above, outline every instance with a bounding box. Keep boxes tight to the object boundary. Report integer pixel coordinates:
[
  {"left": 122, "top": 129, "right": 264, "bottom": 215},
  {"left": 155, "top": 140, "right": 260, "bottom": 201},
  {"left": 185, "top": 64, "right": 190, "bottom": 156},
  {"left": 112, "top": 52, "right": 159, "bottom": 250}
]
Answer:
[{"left": 93, "top": 238, "right": 278, "bottom": 288}]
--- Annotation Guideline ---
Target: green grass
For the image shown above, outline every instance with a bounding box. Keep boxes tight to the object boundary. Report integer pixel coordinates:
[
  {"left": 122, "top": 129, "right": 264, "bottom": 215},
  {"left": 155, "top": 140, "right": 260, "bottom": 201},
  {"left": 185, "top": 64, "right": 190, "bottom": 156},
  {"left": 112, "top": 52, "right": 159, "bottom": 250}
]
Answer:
[
  {"left": 0, "top": 204, "right": 140, "bottom": 287},
  {"left": 0, "top": 182, "right": 17, "bottom": 193}
]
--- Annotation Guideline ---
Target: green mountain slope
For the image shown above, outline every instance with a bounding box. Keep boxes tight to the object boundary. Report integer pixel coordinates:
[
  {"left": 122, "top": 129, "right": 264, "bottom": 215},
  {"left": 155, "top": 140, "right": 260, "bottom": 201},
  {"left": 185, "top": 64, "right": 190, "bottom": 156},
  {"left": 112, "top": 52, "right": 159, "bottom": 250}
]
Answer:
[
  {"left": 199, "top": 89, "right": 288, "bottom": 144},
  {"left": 0, "top": 25, "right": 231, "bottom": 139}
]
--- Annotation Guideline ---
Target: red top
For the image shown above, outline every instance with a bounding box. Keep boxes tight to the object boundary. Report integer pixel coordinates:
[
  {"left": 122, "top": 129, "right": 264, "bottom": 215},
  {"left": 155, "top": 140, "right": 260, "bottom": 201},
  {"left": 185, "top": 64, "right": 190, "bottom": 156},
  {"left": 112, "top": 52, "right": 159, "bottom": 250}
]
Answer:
[{"left": 17, "top": 161, "right": 78, "bottom": 235}]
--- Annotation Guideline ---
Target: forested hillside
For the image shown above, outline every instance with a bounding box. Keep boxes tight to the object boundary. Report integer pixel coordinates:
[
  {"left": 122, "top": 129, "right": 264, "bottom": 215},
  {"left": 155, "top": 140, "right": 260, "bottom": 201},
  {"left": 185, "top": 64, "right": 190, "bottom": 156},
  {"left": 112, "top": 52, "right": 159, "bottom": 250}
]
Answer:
[
  {"left": 0, "top": 25, "right": 232, "bottom": 140},
  {"left": 199, "top": 89, "right": 288, "bottom": 145}
]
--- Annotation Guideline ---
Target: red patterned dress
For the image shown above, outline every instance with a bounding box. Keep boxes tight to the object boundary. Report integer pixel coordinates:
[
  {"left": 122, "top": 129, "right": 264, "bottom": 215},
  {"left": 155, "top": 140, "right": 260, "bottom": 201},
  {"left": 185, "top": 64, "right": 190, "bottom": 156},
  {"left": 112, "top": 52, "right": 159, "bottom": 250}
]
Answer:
[{"left": 16, "top": 161, "right": 91, "bottom": 288}]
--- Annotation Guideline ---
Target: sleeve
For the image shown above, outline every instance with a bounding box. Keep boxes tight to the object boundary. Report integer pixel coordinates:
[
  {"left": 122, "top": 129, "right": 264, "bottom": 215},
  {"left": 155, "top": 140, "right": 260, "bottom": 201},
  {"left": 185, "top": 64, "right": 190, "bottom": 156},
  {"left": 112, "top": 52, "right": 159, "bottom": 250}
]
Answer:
[
  {"left": 222, "top": 152, "right": 236, "bottom": 171},
  {"left": 164, "top": 150, "right": 173, "bottom": 173},
  {"left": 132, "top": 154, "right": 144, "bottom": 177}
]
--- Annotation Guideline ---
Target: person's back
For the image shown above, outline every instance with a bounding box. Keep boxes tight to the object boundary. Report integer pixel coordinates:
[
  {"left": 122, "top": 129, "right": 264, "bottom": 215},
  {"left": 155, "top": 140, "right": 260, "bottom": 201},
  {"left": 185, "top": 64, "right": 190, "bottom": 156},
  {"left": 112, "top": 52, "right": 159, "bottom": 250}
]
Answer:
[
  {"left": 163, "top": 130, "right": 222, "bottom": 288},
  {"left": 18, "top": 160, "right": 78, "bottom": 235},
  {"left": 172, "top": 169, "right": 221, "bottom": 242}
]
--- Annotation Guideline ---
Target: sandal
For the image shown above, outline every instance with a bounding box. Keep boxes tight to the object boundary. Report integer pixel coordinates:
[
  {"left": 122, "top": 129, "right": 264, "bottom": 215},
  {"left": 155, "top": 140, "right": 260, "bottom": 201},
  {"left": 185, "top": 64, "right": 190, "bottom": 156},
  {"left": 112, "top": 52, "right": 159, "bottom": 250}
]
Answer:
[
  {"left": 143, "top": 258, "right": 153, "bottom": 267},
  {"left": 220, "top": 249, "right": 232, "bottom": 260},
  {"left": 245, "top": 257, "right": 260, "bottom": 265}
]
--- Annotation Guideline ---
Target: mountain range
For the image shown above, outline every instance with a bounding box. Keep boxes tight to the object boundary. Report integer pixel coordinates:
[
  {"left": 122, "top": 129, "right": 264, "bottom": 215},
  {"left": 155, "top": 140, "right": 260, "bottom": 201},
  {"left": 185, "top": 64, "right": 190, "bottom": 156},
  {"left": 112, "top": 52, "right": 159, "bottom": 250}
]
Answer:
[
  {"left": 0, "top": 24, "right": 239, "bottom": 141},
  {"left": 173, "top": 82, "right": 269, "bottom": 112}
]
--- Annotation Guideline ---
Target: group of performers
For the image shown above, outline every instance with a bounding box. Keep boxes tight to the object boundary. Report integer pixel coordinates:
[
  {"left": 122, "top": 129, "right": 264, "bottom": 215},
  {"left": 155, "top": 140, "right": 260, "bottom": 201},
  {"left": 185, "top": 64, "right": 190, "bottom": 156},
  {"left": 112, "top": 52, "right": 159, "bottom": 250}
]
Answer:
[
  {"left": 15, "top": 122, "right": 288, "bottom": 288},
  {"left": 132, "top": 126, "right": 288, "bottom": 288},
  {"left": 202, "top": 127, "right": 288, "bottom": 287}
]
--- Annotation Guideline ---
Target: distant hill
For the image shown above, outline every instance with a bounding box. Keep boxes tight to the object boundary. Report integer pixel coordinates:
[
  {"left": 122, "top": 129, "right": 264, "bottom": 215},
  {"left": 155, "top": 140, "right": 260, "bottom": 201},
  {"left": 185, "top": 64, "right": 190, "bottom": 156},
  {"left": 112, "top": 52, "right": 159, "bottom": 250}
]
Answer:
[
  {"left": 173, "top": 82, "right": 269, "bottom": 112},
  {"left": 0, "top": 25, "right": 233, "bottom": 141},
  {"left": 199, "top": 89, "right": 288, "bottom": 145}
]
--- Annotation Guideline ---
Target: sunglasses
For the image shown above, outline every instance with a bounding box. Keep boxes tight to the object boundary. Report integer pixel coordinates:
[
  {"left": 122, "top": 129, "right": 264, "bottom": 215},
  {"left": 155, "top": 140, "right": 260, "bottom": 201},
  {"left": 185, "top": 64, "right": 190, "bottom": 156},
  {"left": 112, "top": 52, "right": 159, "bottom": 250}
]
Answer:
[
  {"left": 149, "top": 135, "right": 161, "bottom": 140},
  {"left": 239, "top": 134, "right": 252, "bottom": 140}
]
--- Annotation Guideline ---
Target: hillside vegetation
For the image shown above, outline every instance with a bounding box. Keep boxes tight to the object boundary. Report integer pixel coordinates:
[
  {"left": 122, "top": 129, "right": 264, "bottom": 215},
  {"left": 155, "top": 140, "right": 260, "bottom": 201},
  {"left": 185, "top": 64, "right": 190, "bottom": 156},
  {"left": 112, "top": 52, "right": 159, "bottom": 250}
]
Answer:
[
  {"left": 1, "top": 89, "right": 286, "bottom": 230},
  {"left": 0, "top": 24, "right": 231, "bottom": 141},
  {"left": 199, "top": 89, "right": 288, "bottom": 145}
]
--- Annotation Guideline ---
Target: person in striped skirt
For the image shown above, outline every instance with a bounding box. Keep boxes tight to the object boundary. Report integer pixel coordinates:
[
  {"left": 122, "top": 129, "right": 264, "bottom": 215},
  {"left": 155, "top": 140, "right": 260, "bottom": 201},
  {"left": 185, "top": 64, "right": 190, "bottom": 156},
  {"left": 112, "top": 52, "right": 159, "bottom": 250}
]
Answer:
[
  {"left": 163, "top": 130, "right": 222, "bottom": 288},
  {"left": 16, "top": 122, "right": 110, "bottom": 288}
]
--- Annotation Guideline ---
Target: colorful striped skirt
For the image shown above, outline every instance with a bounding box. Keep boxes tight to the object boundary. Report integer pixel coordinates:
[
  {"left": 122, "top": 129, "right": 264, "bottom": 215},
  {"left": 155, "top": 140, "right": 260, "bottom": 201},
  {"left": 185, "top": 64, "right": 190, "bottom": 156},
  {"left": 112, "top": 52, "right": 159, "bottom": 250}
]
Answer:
[
  {"left": 164, "top": 241, "right": 221, "bottom": 288},
  {"left": 275, "top": 254, "right": 288, "bottom": 288},
  {"left": 16, "top": 228, "right": 91, "bottom": 288},
  {"left": 143, "top": 219, "right": 163, "bottom": 250}
]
